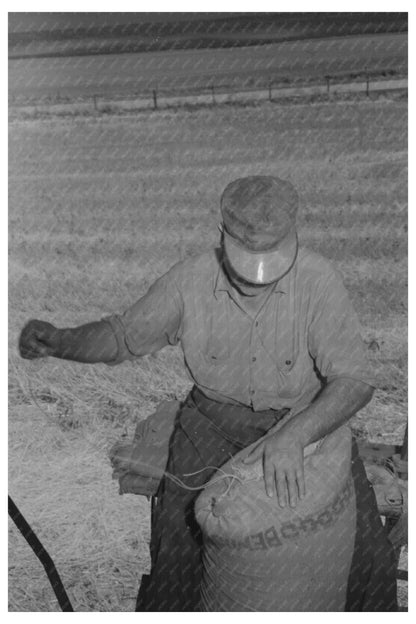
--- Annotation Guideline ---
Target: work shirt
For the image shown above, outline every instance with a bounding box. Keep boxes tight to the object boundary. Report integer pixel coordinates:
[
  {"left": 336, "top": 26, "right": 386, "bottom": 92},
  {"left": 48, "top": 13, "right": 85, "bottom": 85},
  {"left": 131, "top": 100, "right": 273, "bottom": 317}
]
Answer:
[{"left": 104, "top": 247, "right": 375, "bottom": 414}]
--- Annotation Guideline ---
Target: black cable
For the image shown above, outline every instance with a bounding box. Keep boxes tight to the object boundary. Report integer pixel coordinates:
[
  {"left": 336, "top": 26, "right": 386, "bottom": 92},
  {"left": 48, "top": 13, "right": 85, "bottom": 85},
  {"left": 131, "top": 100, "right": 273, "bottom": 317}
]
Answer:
[{"left": 8, "top": 495, "right": 74, "bottom": 612}]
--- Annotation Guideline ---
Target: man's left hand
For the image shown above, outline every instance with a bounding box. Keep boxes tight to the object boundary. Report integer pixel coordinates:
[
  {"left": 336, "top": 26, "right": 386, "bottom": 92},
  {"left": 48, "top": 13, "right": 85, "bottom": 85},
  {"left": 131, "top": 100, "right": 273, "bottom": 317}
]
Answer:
[{"left": 243, "top": 432, "right": 306, "bottom": 508}]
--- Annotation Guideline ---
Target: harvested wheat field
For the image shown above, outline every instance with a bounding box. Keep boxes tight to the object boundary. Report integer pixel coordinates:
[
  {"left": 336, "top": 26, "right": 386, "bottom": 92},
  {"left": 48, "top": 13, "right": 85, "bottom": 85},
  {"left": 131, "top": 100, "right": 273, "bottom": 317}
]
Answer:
[{"left": 8, "top": 95, "right": 407, "bottom": 610}]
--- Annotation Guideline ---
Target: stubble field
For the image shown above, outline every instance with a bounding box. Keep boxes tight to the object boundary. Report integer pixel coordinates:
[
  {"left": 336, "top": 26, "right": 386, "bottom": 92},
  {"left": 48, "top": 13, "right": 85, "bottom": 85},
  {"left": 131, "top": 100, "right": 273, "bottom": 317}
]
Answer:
[
  {"left": 8, "top": 32, "right": 407, "bottom": 104},
  {"left": 8, "top": 95, "right": 407, "bottom": 610}
]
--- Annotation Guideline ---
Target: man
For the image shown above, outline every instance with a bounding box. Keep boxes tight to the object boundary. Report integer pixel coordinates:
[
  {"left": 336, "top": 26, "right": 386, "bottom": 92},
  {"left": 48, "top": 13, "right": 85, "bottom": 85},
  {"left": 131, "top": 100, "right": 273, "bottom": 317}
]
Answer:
[{"left": 19, "top": 176, "right": 397, "bottom": 612}]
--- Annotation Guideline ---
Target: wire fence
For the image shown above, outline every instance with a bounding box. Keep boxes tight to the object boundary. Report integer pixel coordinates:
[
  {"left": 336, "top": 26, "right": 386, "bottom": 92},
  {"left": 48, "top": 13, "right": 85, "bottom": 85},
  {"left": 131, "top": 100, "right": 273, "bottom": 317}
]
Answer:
[{"left": 8, "top": 71, "right": 408, "bottom": 115}]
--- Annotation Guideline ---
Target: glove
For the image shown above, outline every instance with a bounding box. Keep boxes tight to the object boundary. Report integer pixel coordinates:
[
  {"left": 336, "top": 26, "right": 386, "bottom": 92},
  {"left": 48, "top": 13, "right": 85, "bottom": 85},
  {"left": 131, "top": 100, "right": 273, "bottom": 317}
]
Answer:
[
  {"left": 109, "top": 400, "right": 180, "bottom": 496},
  {"left": 19, "top": 319, "right": 59, "bottom": 359}
]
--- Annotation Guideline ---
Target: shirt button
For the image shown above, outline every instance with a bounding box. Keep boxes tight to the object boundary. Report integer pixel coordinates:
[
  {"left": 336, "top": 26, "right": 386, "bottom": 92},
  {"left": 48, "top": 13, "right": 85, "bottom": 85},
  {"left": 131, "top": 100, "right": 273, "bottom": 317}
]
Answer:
[
  {"left": 285, "top": 360, "right": 292, "bottom": 366},
  {"left": 252, "top": 356, "right": 257, "bottom": 362}
]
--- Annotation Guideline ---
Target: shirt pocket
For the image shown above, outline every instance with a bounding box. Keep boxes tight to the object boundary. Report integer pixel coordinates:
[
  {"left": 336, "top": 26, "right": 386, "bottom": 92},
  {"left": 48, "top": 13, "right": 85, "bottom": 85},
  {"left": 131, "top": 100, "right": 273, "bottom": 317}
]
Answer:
[
  {"left": 275, "top": 333, "right": 303, "bottom": 400},
  {"left": 201, "top": 300, "right": 230, "bottom": 365},
  {"left": 275, "top": 325, "right": 299, "bottom": 374},
  {"left": 274, "top": 261, "right": 301, "bottom": 377},
  {"left": 273, "top": 289, "right": 306, "bottom": 399},
  {"left": 203, "top": 335, "right": 230, "bottom": 365},
  {"left": 274, "top": 293, "right": 299, "bottom": 374}
]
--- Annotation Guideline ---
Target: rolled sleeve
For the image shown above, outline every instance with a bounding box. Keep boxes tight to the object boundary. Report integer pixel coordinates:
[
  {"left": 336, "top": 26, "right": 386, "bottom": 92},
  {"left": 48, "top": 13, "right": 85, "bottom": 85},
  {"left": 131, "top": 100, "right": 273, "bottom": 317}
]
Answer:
[
  {"left": 308, "top": 270, "right": 377, "bottom": 388},
  {"left": 102, "top": 266, "right": 184, "bottom": 365}
]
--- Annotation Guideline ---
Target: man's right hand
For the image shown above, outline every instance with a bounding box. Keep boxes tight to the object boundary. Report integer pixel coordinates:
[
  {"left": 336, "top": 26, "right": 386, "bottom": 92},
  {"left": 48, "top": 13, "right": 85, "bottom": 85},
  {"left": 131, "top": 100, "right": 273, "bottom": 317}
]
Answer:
[{"left": 19, "top": 320, "right": 59, "bottom": 360}]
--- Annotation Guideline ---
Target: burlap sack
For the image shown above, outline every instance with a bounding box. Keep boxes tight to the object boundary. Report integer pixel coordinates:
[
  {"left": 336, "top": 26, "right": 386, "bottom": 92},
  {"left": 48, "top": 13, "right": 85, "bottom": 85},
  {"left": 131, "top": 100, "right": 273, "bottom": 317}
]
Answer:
[{"left": 195, "top": 425, "right": 356, "bottom": 612}]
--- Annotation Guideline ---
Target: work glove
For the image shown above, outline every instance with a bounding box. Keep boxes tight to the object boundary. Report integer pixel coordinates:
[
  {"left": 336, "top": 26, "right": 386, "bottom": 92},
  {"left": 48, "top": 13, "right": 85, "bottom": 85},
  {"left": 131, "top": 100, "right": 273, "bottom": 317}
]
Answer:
[{"left": 19, "top": 319, "right": 59, "bottom": 359}]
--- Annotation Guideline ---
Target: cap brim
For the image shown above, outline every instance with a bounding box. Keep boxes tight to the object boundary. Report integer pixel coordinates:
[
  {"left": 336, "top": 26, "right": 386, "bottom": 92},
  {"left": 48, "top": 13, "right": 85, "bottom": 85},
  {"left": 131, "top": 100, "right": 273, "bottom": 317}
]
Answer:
[{"left": 223, "top": 229, "right": 298, "bottom": 284}]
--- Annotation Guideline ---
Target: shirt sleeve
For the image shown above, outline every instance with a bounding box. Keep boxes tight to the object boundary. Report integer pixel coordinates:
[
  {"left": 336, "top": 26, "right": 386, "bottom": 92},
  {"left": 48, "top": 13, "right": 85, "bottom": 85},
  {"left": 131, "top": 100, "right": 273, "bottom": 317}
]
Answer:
[
  {"left": 102, "top": 265, "right": 184, "bottom": 365},
  {"left": 307, "top": 269, "right": 377, "bottom": 388}
]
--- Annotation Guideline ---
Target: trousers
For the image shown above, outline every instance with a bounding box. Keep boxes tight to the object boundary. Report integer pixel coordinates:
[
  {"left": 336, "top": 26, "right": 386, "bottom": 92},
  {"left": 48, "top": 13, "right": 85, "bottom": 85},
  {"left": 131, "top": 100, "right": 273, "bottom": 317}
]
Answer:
[{"left": 136, "top": 388, "right": 398, "bottom": 612}]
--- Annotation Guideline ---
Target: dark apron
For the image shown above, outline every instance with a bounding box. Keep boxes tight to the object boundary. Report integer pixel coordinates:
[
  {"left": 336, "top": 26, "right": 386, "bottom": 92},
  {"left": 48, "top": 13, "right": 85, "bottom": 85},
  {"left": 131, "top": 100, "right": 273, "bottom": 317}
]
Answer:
[{"left": 136, "top": 388, "right": 397, "bottom": 612}]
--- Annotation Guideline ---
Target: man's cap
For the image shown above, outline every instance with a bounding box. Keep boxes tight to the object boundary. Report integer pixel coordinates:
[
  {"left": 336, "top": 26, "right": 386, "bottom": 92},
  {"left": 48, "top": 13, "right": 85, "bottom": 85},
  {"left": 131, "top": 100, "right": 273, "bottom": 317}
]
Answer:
[{"left": 220, "top": 176, "right": 299, "bottom": 284}]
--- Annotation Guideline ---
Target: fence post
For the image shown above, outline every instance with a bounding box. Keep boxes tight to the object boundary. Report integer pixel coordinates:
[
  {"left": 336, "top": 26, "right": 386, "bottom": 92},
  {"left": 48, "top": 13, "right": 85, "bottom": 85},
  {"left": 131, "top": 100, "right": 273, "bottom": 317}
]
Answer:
[
  {"left": 93, "top": 95, "right": 98, "bottom": 111},
  {"left": 211, "top": 85, "right": 216, "bottom": 105},
  {"left": 268, "top": 80, "right": 272, "bottom": 101},
  {"left": 152, "top": 89, "right": 158, "bottom": 110},
  {"left": 366, "top": 72, "right": 370, "bottom": 97},
  {"left": 325, "top": 75, "right": 330, "bottom": 95}
]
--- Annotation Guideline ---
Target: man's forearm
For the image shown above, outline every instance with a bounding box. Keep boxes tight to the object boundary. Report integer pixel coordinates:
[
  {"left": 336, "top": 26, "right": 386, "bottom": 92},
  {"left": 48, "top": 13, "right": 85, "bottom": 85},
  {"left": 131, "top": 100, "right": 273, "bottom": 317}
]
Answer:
[
  {"left": 52, "top": 320, "right": 118, "bottom": 363},
  {"left": 278, "top": 378, "right": 374, "bottom": 448}
]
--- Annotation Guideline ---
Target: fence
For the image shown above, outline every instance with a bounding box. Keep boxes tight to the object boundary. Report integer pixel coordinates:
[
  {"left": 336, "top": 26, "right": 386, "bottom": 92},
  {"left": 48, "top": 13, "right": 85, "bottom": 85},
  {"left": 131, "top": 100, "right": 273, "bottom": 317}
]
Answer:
[
  {"left": 146, "top": 74, "right": 407, "bottom": 110},
  {"left": 8, "top": 72, "right": 408, "bottom": 116}
]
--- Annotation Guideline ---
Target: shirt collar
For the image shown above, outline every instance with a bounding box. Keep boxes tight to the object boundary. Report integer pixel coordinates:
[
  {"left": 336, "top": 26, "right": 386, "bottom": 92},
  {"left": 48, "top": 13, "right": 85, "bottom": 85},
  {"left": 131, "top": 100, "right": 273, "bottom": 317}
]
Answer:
[{"left": 213, "top": 260, "right": 290, "bottom": 298}]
